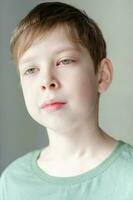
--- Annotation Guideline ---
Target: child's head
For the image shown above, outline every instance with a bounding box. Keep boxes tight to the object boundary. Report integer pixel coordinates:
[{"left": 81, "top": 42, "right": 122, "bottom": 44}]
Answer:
[
  {"left": 9, "top": 2, "right": 113, "bottom": 130},
  {"left": 10, "top": 1, "right": 106, "bottom": 73}
]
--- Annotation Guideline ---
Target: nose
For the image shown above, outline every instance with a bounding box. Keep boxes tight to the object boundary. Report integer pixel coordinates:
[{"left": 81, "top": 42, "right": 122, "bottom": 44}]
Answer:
[
  {"left": 40, "top": 79, "right": 59, "bottom": 91},
  {"left": 39, "top": 63, "right": 60, "bottom": 91}
]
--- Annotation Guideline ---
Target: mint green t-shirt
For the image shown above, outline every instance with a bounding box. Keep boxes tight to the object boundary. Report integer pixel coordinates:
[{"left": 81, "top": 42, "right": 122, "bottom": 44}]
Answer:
[{"left": 1, "top": 140, "right": 133, "bottom": 199}]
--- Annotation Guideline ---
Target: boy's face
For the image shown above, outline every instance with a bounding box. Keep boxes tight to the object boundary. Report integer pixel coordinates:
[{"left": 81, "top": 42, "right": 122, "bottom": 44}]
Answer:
[{"left": 18, "top": 25, "right": 100, "bottom": 131}]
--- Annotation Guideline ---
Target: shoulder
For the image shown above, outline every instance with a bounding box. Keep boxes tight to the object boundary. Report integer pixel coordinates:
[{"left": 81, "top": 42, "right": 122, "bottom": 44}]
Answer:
[
  {"left": 0, "top": 149, "right": 40, "bottom": 181},
  {"left": 114, "top": 141, "right": 133, "bottom": 179},
  {"left": 119, "top": 141, "right": 133, "bottom": 161},
  {"left": 0, "top": 149, "right": 41, "bottom": 198}
]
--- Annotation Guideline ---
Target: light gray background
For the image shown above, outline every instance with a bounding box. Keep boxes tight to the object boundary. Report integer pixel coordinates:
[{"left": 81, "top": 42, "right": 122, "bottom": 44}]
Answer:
[{"left": 0, "top": 0, "right": 133, "bottom": 174}]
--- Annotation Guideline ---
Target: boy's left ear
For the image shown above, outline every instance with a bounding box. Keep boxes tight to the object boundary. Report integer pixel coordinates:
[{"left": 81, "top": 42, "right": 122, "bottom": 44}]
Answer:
[{"left": 97, "top": 58, "right": 113, "bottom": 93}]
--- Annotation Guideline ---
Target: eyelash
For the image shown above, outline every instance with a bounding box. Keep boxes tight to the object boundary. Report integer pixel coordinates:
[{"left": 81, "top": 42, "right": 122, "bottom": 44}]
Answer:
[
  {"left": 57, "top": 58, "right": 75, "bottom": 66},
  {"left": 24, "top": 59, "right": 76, "bottom": 75},
  {"left": 24, "top": 67, "right": 39, "bottom": 75}
]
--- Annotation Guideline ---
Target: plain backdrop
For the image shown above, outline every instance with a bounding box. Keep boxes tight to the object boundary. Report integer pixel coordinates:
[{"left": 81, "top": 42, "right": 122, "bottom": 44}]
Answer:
[{"left": 0, "top": 0, "right": 133, "bottom": 174}]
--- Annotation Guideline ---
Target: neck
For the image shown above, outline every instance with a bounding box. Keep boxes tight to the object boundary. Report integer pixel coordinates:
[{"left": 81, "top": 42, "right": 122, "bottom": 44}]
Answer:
[{"left": 45, "top": 122, "right": 115, "bottom": 161}]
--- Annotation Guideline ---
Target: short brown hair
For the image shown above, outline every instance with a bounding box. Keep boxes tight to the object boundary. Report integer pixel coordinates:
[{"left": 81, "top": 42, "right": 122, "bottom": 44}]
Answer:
[{"left": 10, "top": 1, "right": 107, "bottom": 73}]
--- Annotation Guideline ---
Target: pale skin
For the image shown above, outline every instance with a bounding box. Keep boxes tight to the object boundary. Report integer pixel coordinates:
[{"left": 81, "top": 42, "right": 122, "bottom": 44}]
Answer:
[{"left": 18, "top": 25, "right": 118, "bottom": 177}]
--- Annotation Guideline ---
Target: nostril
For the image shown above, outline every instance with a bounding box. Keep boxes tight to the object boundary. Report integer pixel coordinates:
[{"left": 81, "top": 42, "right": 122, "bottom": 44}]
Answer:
[
  {"left": 41, "top": 79, "right": 58, "bottom": 90},
  {"left": 41, "top": 83, "right": 56, "bottom": 90},
  {"left": 51, "top": 83, "right": 56, "bottom": 87},
  {"left": 41, "top": 85, "right": 46, "bottom": 90}
]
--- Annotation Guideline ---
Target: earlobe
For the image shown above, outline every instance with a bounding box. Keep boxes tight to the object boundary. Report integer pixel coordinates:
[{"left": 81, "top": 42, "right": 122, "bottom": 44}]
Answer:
[{"left": 97, "top": 58, "right": 113, "bottom": 93}]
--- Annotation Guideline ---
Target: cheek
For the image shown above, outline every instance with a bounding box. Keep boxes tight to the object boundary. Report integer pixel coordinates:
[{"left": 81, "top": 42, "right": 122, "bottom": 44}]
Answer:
[
  {"left": 70, "top": 72, "right": 97, "bottom": 99},
  {"left": 21, "top": 84, "right": 36, "bottom": 111},
  {"left": 72, "top": 78, "right": 98, "bottom": 117},
  {"left": 78, "top": 82, "right": 95, "bottom": 106}
]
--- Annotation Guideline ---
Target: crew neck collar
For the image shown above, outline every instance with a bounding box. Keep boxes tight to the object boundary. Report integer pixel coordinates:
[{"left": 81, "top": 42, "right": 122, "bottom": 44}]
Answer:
[{"left": 32, "top": 140, "right": 126, "bottom": 185}]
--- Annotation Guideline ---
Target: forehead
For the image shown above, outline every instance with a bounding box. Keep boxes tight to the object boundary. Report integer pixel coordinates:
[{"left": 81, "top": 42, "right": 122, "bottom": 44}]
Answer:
[{"left": 19, "top": 25, "right": 84, "bottom": 65}]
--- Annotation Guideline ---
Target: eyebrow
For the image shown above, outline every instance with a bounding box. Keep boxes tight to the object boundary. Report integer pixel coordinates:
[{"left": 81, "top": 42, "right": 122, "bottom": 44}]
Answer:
[{"left": 20, "top": 46, "right": 81, "bottom": 65}]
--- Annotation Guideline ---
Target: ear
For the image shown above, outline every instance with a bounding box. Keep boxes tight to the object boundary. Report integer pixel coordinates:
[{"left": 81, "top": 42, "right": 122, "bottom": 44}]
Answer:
[{"left": 97, "top": 58, "right": 113, "bottom": 93}]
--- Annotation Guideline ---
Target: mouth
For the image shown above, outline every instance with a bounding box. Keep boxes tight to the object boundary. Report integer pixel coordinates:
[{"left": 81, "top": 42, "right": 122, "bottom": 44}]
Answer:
[{"left": 40, "top": 101, "right": 66, "bottom": 111}]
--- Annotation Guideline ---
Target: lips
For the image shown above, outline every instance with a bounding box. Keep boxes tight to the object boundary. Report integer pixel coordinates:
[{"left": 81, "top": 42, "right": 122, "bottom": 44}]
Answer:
[{"left": 40, "top": 100, "right": 66, "bottom": 109}]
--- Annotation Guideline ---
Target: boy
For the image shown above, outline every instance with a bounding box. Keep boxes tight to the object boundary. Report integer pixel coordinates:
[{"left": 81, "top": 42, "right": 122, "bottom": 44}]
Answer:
[{"left": 0, "top": 2, "right": 133, "bottom": 199}]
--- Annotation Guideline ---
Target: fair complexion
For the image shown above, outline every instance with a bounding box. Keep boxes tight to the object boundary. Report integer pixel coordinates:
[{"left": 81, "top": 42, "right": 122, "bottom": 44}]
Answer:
[{"left": 19, "top": 25, "right": 118, "bottom": 176}]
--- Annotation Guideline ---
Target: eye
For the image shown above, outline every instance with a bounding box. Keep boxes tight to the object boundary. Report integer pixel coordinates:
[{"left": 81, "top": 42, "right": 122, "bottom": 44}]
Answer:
[
  {"left": 57, "top": 58, "right": 75, "bottom": 66},
  {"left": 24, "top": 67, "right": 39, "bottom": 75}
]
